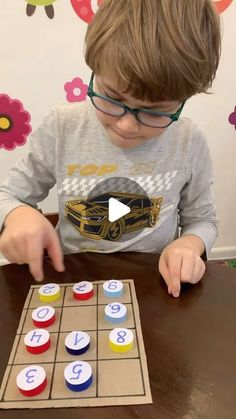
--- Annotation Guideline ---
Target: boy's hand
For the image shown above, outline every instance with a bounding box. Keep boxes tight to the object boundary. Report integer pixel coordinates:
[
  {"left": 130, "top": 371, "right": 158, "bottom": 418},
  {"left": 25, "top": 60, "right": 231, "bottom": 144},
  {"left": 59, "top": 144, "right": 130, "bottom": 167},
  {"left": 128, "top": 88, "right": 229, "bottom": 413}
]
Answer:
[
  {"left": 158, "top": 235, "right": 206, "bottom": 298},
  {"left": 0, "top": 206, "right": 64, "bottom": 282}
]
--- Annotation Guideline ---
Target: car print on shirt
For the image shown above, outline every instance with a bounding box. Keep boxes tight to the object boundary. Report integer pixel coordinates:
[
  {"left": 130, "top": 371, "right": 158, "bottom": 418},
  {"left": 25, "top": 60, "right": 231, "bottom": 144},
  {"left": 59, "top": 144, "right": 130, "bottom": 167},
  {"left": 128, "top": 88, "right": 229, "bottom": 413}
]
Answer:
[{"left": 65, "top": 192, "right": 163, "bottom": 241}]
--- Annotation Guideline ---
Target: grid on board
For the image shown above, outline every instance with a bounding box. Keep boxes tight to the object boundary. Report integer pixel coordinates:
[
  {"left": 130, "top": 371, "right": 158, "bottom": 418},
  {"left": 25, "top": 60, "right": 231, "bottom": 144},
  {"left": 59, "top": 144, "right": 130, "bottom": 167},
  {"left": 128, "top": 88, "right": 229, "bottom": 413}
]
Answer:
[{"left": 0, "top": 280, "right": 152, "bottom": 407}]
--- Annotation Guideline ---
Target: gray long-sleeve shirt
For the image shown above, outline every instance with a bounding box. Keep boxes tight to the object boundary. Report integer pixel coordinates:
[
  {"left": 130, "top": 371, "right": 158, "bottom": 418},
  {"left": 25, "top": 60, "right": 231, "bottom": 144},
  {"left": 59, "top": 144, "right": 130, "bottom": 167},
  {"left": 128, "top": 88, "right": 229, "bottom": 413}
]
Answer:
[{"left": 0, "top": 101, "right": 218, "bottom": 255}]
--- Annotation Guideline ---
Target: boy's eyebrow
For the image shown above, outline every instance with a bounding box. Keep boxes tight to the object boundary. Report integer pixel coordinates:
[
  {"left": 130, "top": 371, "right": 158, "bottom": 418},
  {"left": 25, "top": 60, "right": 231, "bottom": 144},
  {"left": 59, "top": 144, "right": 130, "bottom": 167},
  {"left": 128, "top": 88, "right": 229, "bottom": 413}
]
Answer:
[
  {"left": 101, "top": 81, "right": 120, "bottom": 95},
  {"left": 101, "top": 80, "right": 176, "bottom": 110}
]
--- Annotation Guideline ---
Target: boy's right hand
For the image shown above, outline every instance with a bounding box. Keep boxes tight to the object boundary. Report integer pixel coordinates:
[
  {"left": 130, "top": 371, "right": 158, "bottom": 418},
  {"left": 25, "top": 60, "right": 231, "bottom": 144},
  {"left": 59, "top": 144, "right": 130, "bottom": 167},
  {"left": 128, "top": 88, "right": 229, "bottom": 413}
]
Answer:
[{"left": 0, "top": 206, "right": 65, "bottom": 282}]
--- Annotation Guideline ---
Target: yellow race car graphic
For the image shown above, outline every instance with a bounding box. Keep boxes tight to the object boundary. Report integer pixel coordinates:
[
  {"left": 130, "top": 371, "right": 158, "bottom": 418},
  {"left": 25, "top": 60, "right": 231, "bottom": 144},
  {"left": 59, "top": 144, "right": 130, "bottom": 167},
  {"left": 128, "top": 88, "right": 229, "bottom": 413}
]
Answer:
[{"left": 65, "top": 192, "right": 163, "bottom": 241}]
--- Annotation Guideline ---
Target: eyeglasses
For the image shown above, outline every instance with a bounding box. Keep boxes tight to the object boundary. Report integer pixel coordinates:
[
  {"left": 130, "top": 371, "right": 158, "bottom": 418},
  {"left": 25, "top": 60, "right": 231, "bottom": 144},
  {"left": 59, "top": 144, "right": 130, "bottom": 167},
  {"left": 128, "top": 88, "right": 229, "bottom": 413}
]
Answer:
[{"left": 87, "top": 72, "right": 186, "bottom": 128}]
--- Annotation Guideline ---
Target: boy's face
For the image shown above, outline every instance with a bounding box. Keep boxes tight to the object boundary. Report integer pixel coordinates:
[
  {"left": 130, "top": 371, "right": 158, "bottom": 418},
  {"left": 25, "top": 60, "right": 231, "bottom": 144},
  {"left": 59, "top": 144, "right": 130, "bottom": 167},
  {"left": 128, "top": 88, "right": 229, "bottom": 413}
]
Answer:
[{"left": 94, "top": 75, "right": 181, "bottom": 149}]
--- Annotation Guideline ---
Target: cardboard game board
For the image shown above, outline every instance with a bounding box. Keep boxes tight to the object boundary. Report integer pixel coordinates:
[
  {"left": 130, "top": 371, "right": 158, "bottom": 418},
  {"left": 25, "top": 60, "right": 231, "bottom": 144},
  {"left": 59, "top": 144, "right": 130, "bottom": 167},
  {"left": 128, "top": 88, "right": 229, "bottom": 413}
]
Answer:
[{"left": 0, "top": 280, "right": 152, "bottom": 409}]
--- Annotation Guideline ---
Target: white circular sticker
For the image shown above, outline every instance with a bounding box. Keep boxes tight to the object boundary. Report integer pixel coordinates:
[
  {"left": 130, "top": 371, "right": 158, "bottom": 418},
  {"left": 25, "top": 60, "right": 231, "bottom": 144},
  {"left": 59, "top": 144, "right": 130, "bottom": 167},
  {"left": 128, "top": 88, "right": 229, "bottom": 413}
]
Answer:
[
  {"left": 109, "top": 328, "right": 133, "bottom": 346},
  {"left": 16, "top": 365, "right": 46, "bottom": 391},
  {"left": 105, "top": 302, "right": 127, "bottom": 319},
  {"left": 24, "top": 329, "right": 50, "bottom": 347},
  {"left": 103, "top": 280, "right": 123, "bottom": 293},
  {"left": 32, "top": 306, "right": 55, "bottom": 322},
  {"left": 39, "top": 283, "right": 60, "bottom": 296},
  {"left": 64, "top": 361, "right": 92, "bottom": 385},
  {"left": 73, "top": 281, "right": 93, "bottom": 295},
  {"left": 65, "top": 331, "right": 90, "bottom": 351}
]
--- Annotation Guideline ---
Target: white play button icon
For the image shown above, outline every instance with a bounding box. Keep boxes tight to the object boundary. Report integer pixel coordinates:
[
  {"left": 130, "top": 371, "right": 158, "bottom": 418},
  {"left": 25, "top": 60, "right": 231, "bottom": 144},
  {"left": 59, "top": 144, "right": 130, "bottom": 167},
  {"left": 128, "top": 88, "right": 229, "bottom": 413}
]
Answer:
[{"left": 108, "top": 198, "right": 131, "bottom": 222}]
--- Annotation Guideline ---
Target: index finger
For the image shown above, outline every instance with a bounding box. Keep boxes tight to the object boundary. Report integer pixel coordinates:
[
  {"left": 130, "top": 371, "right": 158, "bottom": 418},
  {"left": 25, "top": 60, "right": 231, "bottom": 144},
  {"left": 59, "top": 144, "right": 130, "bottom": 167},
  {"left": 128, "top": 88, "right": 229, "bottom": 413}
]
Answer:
[
  {"left": 27, "top": 239, "right": 44, "bottom": 282},
  {"left": 167, "top": 253, "right": 182, "bottom": 298},
  {"left": 46, "top": 231, "right": 64, "bottom": 273}
]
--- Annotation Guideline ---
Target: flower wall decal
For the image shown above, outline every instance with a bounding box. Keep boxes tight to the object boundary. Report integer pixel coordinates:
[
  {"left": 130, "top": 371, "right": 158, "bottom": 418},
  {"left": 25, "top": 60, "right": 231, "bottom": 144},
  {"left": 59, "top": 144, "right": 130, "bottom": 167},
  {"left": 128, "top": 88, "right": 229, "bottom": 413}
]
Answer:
[
  {"left": 0, "top": 94, "right": 32, "bottom": 151},
  {"left": 228, "top": 106, "right": 236, "bottom": 130},
  {"left": 70, "top": 0, "right": 104, "bottom": 24},
  {"left": 213, "top": 0, "right": 234, "bottom": 14},
  {"left": 64, "top": 77, "right": 88, "bottom": 103},
  {"left": 70, "top": 0, "right": 234, "bottom": 22}
]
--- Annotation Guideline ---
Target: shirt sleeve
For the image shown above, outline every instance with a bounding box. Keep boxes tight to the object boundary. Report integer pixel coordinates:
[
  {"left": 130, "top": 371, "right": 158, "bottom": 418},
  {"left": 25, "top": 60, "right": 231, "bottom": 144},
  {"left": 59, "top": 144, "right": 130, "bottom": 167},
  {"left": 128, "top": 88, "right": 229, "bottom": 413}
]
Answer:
[
  {"left": 178, "top": 128, "right": 218, "bottom": 257},
  {"left": 0, "top": 108, "right": 57, "bottom": 231}
]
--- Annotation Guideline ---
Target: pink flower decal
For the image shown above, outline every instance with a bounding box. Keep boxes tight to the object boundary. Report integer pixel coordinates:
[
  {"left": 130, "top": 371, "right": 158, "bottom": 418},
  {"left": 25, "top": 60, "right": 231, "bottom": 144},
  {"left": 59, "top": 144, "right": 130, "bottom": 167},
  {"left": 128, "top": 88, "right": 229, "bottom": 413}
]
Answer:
[
  {"left": 64, "top": 77, "right": 88, "bottom": 103},
  {"left": 70, "top": 0, "right": 104, "bottom": 24},
  {"left": 213, "top": 0, "right": 233, "bottom": 14},
  {"left": 0, "top": 94, "right": 32, "bottom": 151},
  {"left": 229, "top": 106, "right": 236, "bottom": 130}
]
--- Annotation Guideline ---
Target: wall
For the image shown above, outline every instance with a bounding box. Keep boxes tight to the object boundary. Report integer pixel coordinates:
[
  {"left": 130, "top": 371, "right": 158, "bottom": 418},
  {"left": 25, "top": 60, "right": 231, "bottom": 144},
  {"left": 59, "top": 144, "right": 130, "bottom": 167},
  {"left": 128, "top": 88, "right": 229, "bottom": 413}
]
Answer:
[{"left": 0, "top": 0, "right": 236, "bottom": 263}]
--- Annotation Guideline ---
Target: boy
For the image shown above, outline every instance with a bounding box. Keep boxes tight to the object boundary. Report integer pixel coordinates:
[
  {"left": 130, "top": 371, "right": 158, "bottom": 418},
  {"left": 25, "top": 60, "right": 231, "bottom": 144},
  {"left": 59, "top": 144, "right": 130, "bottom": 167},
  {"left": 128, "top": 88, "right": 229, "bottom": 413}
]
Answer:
[{"left": 0, "top": 0, "right": 221, "bottom": 297}]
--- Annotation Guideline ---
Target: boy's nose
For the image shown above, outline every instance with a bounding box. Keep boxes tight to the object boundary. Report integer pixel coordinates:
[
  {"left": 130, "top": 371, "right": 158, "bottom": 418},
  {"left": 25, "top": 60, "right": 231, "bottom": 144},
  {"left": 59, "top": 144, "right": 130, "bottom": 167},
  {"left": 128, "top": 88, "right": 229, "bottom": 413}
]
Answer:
[{"left": 115, "top": 112, "right": 140, "bottom": 133}]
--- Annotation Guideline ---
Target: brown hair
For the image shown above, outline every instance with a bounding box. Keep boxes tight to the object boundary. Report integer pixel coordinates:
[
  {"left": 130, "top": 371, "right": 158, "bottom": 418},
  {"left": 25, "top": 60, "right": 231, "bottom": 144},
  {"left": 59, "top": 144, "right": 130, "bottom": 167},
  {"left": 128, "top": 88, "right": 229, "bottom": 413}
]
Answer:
[{"left": 85, "top": 0, "right": 221, "bottom": 102}]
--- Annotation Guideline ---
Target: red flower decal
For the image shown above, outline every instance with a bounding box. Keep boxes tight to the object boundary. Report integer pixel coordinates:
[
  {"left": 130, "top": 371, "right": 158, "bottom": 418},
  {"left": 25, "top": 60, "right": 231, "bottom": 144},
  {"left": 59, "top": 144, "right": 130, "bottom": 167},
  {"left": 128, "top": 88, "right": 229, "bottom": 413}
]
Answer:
[
  {"left": 0, "top": 94, "right": 32, "bottom": 151},
  {"left": 229, "top": 106, "right": 236, "bottom": 130},
  {"left": 64, "top": 77, "right": 88, "bottom": 102},
  {"left": 70, "top": 0, "right": 104, "bottom": 24},
  {"left": 213, "top": 0, "right": 234, "bottom": 14}
]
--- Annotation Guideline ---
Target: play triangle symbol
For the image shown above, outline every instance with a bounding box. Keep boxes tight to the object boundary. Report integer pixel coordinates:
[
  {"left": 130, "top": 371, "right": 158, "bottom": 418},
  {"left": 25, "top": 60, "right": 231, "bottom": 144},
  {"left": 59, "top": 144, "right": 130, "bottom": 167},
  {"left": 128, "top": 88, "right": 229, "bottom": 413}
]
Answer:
[{"left": 108, "top": 198, "right": 131, "bottom": 222}]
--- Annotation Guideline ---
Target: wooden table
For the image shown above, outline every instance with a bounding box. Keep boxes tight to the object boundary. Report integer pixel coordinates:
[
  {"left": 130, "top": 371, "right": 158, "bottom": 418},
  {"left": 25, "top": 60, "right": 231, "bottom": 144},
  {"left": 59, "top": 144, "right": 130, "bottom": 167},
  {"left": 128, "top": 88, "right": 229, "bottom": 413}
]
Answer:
[{"left": 0, "top": 252, "right": 235, "bottom": 418}]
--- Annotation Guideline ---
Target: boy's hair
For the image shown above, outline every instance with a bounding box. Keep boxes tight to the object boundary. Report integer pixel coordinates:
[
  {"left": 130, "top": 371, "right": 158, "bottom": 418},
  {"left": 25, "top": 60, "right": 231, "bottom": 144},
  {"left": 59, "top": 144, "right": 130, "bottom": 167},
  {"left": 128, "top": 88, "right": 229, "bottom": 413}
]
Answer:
[{"left": 85, "top": 0, "right": 221, "bottom": 102}]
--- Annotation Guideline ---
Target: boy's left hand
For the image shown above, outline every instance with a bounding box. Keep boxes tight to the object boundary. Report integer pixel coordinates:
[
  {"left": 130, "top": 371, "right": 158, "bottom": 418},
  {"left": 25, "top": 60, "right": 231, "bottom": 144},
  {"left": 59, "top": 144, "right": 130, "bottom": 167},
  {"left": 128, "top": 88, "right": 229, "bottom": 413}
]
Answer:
[{"left": 158, "top": 235, "right": 206, "bottom": 298}]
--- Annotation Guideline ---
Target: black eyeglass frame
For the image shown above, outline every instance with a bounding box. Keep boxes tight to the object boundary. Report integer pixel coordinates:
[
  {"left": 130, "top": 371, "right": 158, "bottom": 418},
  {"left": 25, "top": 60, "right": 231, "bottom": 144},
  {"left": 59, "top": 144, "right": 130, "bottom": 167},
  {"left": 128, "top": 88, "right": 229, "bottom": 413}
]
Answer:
[{"left": 87, "top": 72, "right": 186, "bottom": 128}]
